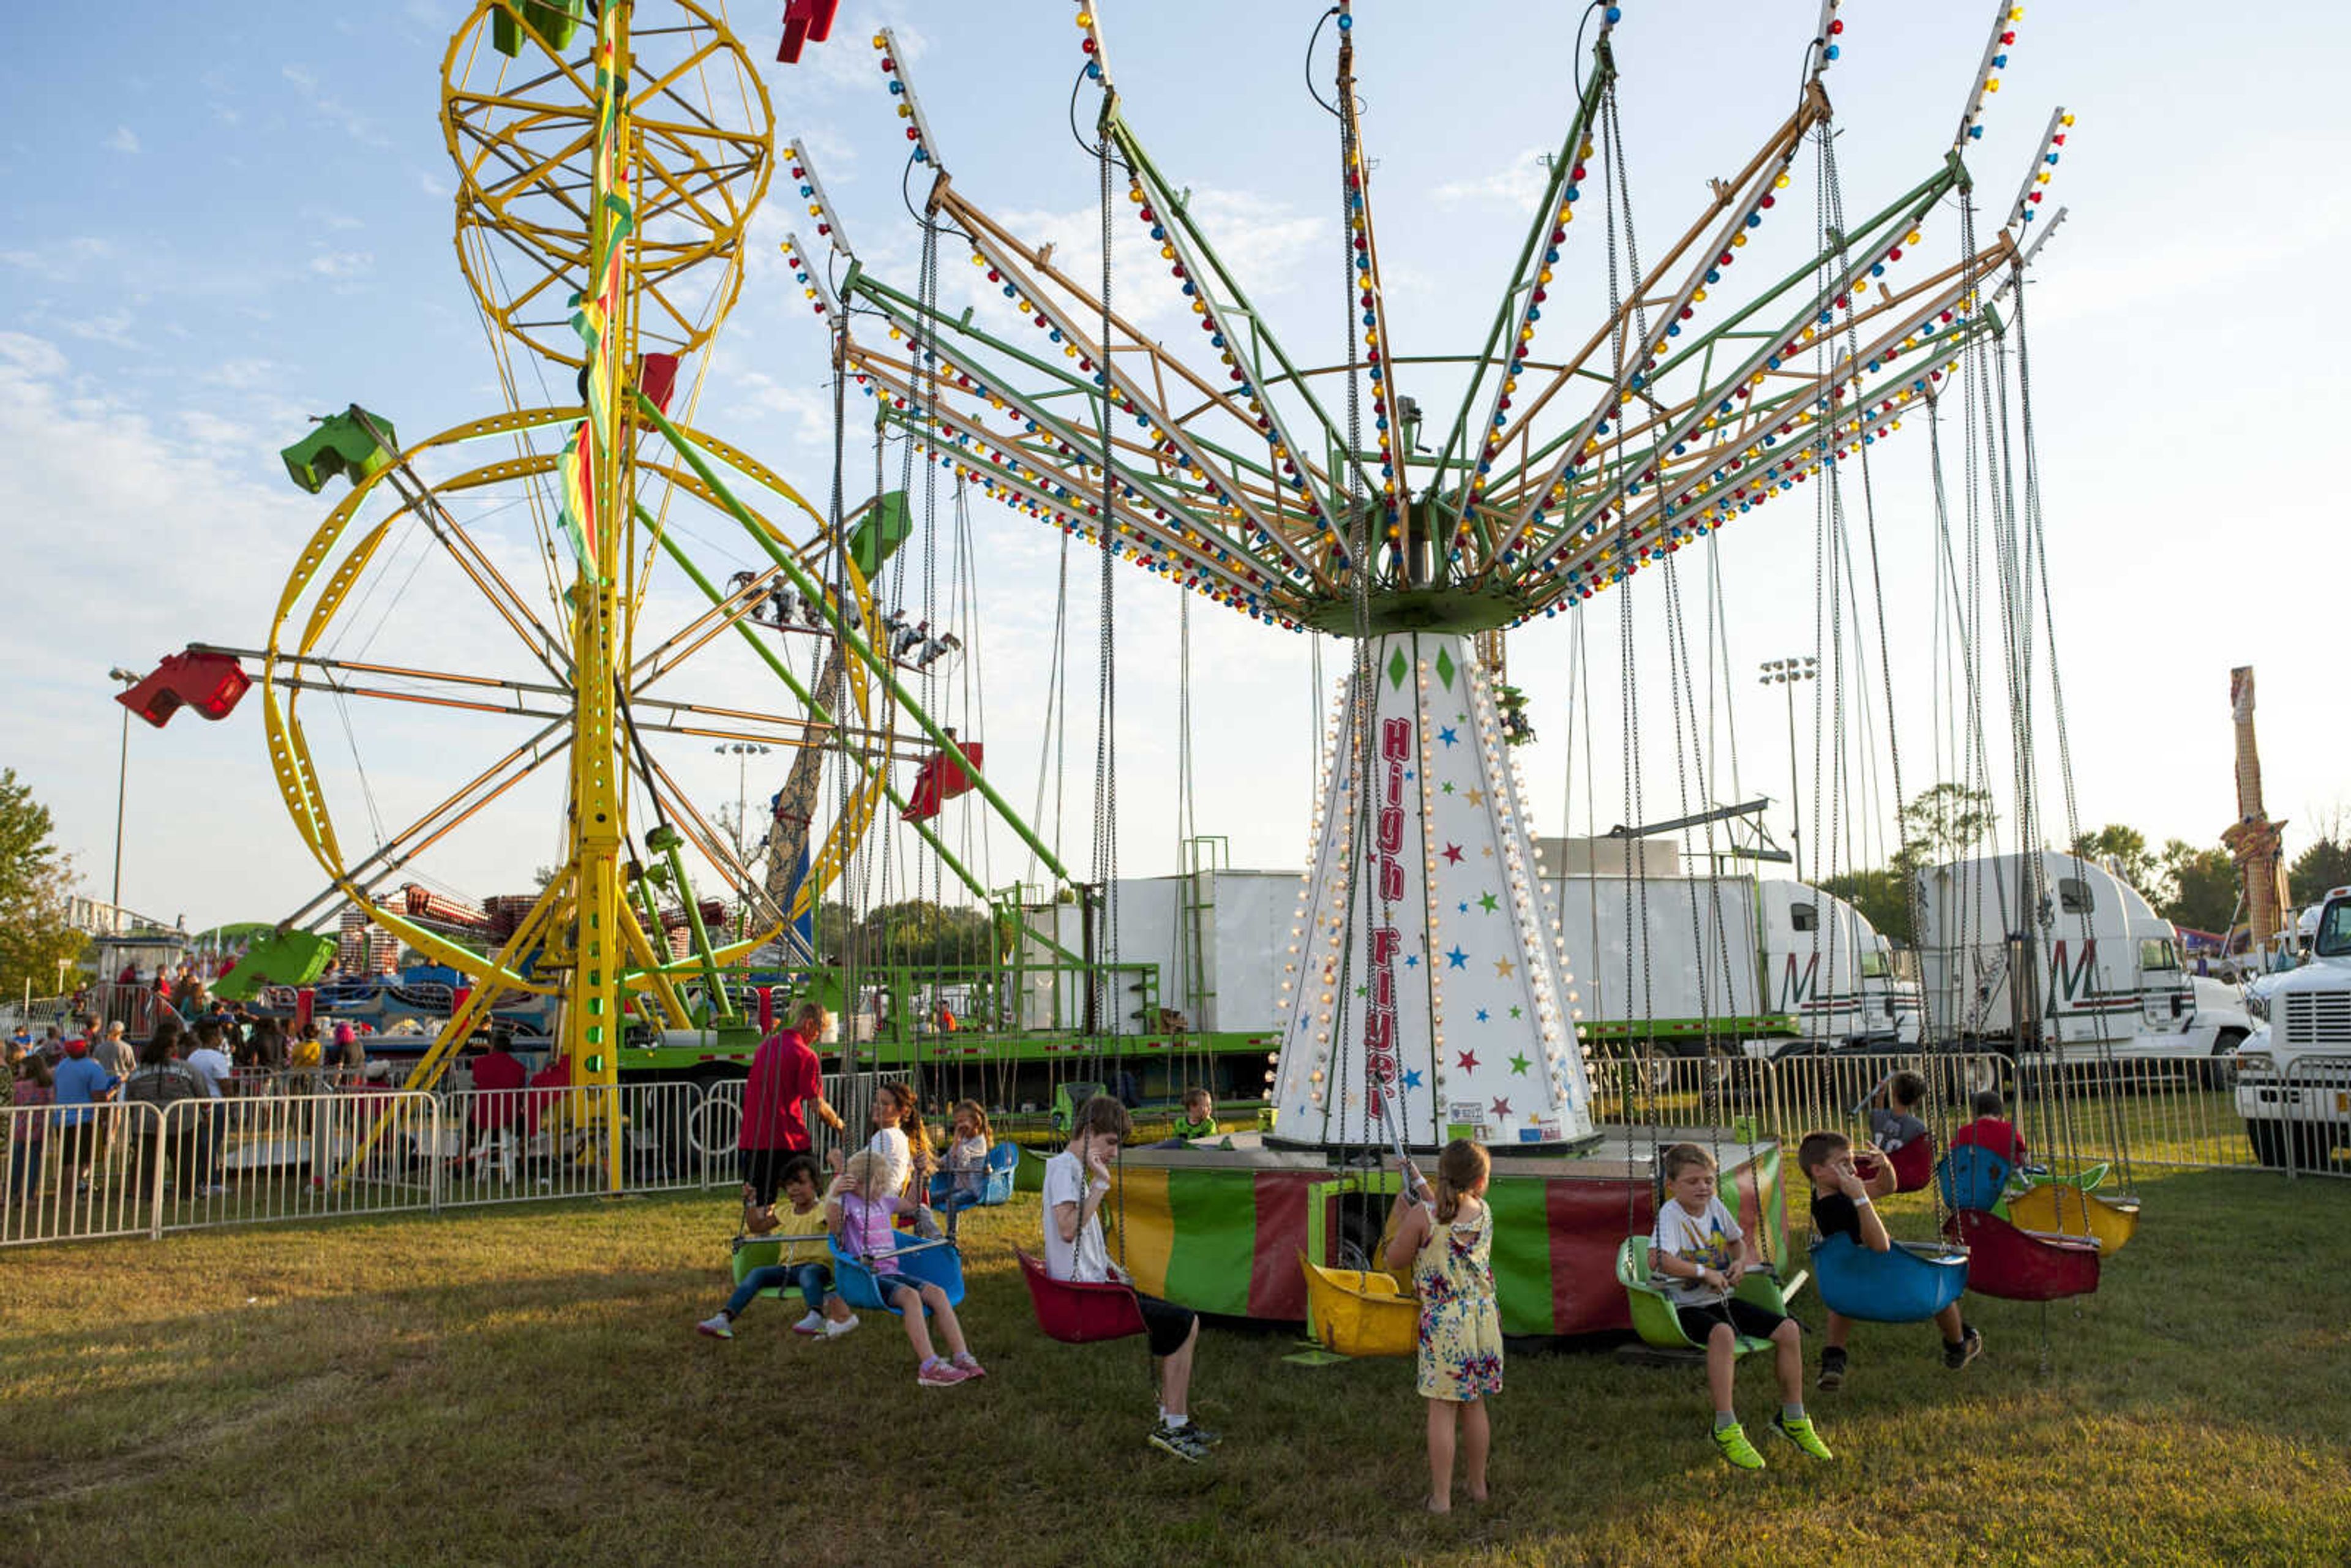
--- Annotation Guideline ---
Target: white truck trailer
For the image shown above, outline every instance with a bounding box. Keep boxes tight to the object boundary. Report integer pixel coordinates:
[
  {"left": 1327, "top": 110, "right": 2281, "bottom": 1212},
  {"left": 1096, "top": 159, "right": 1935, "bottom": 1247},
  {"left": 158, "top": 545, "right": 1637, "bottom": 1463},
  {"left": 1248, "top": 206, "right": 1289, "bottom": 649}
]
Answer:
[{"left": 1913, "top": 851, "right": 2199, "bottom": 1060}]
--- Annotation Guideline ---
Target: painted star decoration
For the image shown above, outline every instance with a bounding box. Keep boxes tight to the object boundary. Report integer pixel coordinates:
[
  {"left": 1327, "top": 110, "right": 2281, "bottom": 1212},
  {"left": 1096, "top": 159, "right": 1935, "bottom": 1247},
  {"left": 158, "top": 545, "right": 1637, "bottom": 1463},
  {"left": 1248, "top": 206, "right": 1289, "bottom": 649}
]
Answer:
[{"left": 1442, "top": 843, "right": 1464, "bottom": 865}]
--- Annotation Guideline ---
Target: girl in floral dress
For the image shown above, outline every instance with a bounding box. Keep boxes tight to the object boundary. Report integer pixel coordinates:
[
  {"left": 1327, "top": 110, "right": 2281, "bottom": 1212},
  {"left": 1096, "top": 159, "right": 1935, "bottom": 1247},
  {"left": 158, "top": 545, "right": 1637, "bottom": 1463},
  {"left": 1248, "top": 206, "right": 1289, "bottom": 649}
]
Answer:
[{"left": 1385, "top": 1139, "right": 1502, "bottom": 1512}]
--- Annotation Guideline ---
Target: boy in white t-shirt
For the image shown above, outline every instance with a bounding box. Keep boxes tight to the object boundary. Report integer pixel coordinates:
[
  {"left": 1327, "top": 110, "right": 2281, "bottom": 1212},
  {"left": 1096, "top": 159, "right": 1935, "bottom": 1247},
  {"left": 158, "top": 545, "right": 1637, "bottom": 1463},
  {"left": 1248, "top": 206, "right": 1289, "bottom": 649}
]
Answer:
[
  {"left": 1044, "top": 1093, "right": 1218, "bottom": 1463},
  {"left": 1647, "top": 1142, "right": 1830, "bottom": 1471}
]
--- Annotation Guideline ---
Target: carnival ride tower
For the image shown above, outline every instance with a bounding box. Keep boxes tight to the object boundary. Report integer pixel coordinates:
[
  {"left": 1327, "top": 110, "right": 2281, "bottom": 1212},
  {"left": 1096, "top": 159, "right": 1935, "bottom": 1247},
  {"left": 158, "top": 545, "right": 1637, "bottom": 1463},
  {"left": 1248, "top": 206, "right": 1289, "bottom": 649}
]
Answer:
[{"left": 800, "top": 0, "right": 2072, "bottom": 1153}]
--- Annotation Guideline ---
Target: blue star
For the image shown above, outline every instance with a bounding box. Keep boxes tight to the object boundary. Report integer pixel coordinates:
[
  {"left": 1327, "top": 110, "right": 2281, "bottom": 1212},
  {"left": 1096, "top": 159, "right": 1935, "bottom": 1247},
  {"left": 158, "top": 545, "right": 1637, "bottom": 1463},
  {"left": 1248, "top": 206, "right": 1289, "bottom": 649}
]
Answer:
[
  {"left": 1404, "top": 768, "right": 1415, "bottom": 781},
  {"left": 1404, "top": 953, "right": 1420, "bottom": 967},
  {"left": 1457, "top": 901, "right": 1469, "bottom": 913},
  {"left": 1439, "top": 726, "right": 1460, "bottom": 748},
  {"left": 1475, "top": 1008, "right": 1490, "bottom": 1022},
  {"left": 1445, "top": 945, "right": 1469, "bottom": 970},
  {"left": 1401, "top": 1068, "right": 1425, "bottom": 1090}
]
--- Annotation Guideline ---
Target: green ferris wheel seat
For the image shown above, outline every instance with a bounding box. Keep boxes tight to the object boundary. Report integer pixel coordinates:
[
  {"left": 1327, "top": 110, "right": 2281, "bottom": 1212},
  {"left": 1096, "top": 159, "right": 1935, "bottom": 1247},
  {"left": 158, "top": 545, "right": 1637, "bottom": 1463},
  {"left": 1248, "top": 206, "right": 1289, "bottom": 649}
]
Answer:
[
  {"left": 493, "top": 0, "right": 584, "bottom": 58},
  {"left": 281, "top": 406, "right": 398, "bottom": 493},
  {"left": 213, "top": 929, "right": 340, "bottom": 1000}
]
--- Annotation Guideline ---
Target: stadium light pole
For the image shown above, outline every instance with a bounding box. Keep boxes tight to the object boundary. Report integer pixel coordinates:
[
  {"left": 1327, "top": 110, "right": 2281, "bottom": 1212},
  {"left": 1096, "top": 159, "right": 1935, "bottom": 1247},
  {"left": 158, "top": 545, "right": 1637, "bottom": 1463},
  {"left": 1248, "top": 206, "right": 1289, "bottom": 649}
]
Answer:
[
  {"left": 1758, "top": 657, "right": 1818, "bottom": 882},
  {"left": 107, "top": 666, "right": 140, "bottom": 926}
]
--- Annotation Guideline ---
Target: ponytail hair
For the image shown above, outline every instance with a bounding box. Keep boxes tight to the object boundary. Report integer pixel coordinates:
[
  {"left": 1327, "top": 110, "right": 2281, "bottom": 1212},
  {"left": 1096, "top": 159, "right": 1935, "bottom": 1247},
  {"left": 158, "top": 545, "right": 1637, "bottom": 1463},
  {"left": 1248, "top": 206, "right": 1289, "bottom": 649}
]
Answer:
[{"left": 1431, "top": 1139, "right": 1491, "bottom": 1225}]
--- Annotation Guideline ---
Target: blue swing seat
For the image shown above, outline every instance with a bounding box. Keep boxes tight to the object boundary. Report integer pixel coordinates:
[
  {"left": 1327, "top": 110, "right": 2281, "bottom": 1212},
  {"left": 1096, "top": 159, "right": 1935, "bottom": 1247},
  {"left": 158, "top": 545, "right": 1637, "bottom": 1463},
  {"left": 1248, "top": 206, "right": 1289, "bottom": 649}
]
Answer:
[
  {"left": 1935, "top": 1143, "right": 2014, "bottom": 1214},
  {"left": 1810, "top": 1232, "right": 1970, "bottom": 1324},
  {"left": 828, "top": 1234, "right": 967, "bottom": 1317},
  {"left": 926, "top": 1142, "right": 1021, "bottom": 1211}
]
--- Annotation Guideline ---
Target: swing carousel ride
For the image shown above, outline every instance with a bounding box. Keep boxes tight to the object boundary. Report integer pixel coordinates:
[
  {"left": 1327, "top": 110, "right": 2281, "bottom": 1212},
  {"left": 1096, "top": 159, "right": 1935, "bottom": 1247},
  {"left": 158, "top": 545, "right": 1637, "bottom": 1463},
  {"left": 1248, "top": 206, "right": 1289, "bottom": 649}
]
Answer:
[
  {"left": 116, "top": 0, "right": 2123, "bottom": 1333},
  {"left": 774, "top": 0, "right": 2092, "bottom": 1332}
]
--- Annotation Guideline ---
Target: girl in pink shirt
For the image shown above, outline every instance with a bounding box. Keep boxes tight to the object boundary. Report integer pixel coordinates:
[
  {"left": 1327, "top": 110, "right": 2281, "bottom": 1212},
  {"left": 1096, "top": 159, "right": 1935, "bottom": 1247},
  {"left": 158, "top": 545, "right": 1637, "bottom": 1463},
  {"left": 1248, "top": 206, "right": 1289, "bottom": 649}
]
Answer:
[{"left": 829, "top": 1150, "right": 983, "bottom": 1387}]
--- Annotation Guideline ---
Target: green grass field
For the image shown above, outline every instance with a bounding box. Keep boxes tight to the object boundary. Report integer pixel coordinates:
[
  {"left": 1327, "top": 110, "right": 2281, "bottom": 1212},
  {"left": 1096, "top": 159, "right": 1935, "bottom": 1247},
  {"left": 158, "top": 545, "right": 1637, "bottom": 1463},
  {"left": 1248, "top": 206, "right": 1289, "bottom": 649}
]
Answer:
[{"left": 4, "top": 1168, "right": 2347, "bottom": 1567}]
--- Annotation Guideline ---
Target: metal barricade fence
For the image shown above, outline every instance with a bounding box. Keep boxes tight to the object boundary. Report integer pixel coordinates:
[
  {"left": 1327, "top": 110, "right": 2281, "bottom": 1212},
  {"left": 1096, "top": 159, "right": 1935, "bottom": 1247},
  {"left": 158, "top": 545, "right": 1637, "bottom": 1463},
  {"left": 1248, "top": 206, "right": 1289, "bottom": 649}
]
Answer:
[
  {"left": 2, "top": 1101, "right": 167, "bottom": 1247},
  {"left": 155, "top": 1089, "right": 443, "bottom": 1234},
  {"left": 2011, "top": 1052, "right": 2255, "bottom": 1171},
  {"left": 434, "top": 1081, "right": 710, "bottom": 1209},
  {"left": 696, "top": 1071, "right": 873, "bottom": 1190},
  {"left": 2275, "top": 1054, "right": 2351, "bottom": 1179}
]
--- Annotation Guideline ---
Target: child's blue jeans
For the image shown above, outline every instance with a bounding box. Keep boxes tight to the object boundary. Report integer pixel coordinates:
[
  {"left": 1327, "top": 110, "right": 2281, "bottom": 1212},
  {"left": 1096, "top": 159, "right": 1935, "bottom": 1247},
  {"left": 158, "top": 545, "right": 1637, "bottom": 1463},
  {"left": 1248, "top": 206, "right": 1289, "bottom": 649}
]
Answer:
[{"left": 726, "top": 1261, "right": 833, "bottom": 1318}]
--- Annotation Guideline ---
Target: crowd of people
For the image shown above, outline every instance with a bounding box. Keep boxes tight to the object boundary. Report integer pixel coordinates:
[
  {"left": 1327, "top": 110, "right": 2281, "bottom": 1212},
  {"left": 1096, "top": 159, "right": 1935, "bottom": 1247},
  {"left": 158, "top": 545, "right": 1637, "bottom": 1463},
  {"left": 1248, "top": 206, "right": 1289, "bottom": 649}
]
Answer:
[{"left": 2, "top": 995, "right": 394, "bottom": 1206}]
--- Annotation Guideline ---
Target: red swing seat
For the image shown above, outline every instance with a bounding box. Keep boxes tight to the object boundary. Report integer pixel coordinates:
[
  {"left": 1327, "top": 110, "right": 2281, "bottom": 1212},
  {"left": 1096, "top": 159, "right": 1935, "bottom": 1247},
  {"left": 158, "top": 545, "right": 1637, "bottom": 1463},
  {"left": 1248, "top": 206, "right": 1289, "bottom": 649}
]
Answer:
[
  {"left": 1940, "top": 1208, "right": 2101, "bottom": 1302},
  {"left": 1883, "top": 1134, "right": 1937, "bottom": 1194},
  {"left": 1015, "top": 1247, "right": 1148, "bottom": 1343}
]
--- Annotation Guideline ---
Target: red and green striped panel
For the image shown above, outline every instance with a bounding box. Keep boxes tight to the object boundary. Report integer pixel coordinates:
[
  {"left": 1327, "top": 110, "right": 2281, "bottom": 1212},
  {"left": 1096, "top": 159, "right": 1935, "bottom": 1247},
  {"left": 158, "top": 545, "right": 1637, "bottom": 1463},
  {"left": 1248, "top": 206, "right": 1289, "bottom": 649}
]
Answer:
[{"left": 1108, "top": 1144, "right": 1787, "bottom": 1337}]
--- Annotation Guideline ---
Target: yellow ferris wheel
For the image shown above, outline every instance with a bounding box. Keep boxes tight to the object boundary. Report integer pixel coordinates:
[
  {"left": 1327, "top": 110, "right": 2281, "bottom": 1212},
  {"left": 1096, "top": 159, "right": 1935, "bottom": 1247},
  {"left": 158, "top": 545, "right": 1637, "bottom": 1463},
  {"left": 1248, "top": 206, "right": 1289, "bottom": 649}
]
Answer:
[{"left": 256, "top": 0, "right": 907, "bottom": 1131}]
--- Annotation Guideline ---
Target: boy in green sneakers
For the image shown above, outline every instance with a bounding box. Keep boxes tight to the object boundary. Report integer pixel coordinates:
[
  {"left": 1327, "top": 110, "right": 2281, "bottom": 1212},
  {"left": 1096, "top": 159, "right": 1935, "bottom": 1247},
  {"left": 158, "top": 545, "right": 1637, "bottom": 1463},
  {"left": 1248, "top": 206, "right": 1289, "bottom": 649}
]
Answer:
[{"left": 1648, "top": 1143, "right": 1832, "bottom": 1470}]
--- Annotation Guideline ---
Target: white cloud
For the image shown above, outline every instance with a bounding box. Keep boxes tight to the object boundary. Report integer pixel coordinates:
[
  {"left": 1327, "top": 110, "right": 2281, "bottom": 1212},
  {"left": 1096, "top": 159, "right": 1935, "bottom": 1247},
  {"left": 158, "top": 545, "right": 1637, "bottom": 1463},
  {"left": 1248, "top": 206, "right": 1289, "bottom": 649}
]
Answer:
[
  {"left": 63, "top": 310, "right": 140, "bottom": 349},
  {"left": 1433, "top": 147, "right": 1553, "bottom": 209},
  {"left": 103, "top": 126, "right": 140, "bottom": 155},
  {"left": 309, "top": 250, "right": 375, "bottom": 280}
]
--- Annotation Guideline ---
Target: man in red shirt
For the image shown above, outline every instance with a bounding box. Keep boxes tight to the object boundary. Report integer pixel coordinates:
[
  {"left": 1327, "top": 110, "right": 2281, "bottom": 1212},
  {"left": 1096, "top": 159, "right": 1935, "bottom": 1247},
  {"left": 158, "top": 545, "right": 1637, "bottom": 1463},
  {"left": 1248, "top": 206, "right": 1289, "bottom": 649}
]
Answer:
[
  {"left": 1947, "top": 1088, "right": 2028, "bottom": 1166},
  {"left": 739, "top": 1001, "right": 844, "bottom": 1229},
  {"left": 466, "top": 1033, "right": 530, "bottom": 1184}
]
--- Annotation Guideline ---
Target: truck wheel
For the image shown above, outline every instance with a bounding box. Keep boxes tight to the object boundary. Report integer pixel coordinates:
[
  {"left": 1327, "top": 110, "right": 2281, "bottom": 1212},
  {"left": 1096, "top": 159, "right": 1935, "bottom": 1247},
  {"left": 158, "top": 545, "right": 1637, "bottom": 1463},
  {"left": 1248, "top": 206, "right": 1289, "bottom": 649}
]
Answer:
[
  {"left": 2292, "top": 1122, "right": 2338, "bottom": 1172},
  {"left": 2246, "top": 1118, "right": 2290, "bottom": 1170},
  {"left": 2201, "top": 1031, "right": 2246, "bottom": 1090}
]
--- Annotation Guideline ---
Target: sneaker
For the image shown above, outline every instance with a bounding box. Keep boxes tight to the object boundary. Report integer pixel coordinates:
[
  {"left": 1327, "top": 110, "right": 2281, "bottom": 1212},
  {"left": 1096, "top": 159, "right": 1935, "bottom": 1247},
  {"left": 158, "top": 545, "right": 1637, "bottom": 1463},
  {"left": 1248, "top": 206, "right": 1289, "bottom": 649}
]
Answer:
[
  {"left": 792, "top": 1311, "right": 825, "bottom": 1337},
  {"left": 1712, "top": 1422, "right": 1766, "bottom": 1471},
  {"left": 1149, "top": 1422, "right": 1210, "bottom": 1463},
  {"left": 695, "top": 1315, "right": 735, "bottom": 1340},
  {"left": 1771, "top": 1412, "right": 1834, "bottom": 1461},
  {"left": 917, "top": 1359, "right": 973, "bottom": 1388},
  {"left": 823, "top": 1313, "right": 860, "bottom": 1339},
  {"left": 1944, "top": 1327, "right": 1984, "bottom": 1371},
  {"left": 1174, "top": 1420, "right": 1221, "bottom": 1448},
  {"left": 1817, "top": 1348, "right": 1848, "bottom": 1392},
  {"left": 950, "top": 1351, "right": 988, "bottom": 1379}
]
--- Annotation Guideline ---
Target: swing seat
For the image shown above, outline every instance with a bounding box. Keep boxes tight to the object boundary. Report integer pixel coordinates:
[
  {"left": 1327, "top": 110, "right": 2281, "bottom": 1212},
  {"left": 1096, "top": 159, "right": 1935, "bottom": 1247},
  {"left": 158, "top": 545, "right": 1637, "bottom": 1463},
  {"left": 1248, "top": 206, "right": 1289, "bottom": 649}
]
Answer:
[
  {"left": 729, "top": 1236, "right": 808, "bottom": 1305},
  {"left": 2002, "top": 1182, "right": 2139, "bottom": 1254},
  {"left": 2018, "top": 1161, "right": 2109, "bottom": 1195},
  {"left": 828, "top": 1235, "right": 965, "bottom": 1316},
  {"left": 1014, "top": 1247, "right": 1148, "bottom": 1343},
  {"left": 1940, "top": 1209, "right": 2101, "bottom": 1302},
  {"left": 1883, "top": 1135, "right": 1937, "bottom": 1194},
  {"left": 1613, "top": 1238, "right": 1798, "bottom": 1356},
  {"left": 926, "top": 1142, "right": 1021, "bottom": 1211},
  {"left": 1810, "top": 1232, "right": 1970, "bottom": 1324},
  {"left": 1935, "top": 1144, "right": 2015, "bottom": 1214},
  {"left": 1298, "top": 1255, "right": 1419, "bottom": 1359}
]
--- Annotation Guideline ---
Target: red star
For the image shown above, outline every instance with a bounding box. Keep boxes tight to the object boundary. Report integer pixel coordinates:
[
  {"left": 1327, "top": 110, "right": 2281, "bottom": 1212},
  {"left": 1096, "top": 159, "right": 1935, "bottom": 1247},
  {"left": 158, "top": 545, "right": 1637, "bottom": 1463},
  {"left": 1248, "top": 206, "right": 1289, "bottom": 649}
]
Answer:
[
  {"left": 1442, "top": 842, "right": 1464, "bottom": 865},
  {"left": 1456, "top": 1051, "right": 1480, "bottom": 1071},
  {"left": 1490, "top": 1096, "right": 1512, "bottom": 1118}
]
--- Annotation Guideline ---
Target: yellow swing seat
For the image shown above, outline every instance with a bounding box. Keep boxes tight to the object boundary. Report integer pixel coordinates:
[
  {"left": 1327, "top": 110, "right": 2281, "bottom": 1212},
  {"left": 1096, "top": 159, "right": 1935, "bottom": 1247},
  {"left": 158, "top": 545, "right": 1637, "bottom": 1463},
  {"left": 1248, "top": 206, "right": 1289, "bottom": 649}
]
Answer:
[
  {"left": 1299, "top": 1255, "right": 1420, "bottom": 1358},
  {"left": 2003, "top": 1181, "right": 2139, "bottom": 1254}
]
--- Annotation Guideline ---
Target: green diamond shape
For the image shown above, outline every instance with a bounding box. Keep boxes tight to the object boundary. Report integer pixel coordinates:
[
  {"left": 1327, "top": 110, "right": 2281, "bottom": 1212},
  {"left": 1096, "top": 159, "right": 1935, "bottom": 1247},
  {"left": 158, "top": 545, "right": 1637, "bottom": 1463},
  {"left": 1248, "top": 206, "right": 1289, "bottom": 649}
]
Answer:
[
  {"left": 1434, "top": 646, "right": 1457, "bottom": 689},
  {"left": 1387, "top": 647, "right": 1409, "bottom": 689}
]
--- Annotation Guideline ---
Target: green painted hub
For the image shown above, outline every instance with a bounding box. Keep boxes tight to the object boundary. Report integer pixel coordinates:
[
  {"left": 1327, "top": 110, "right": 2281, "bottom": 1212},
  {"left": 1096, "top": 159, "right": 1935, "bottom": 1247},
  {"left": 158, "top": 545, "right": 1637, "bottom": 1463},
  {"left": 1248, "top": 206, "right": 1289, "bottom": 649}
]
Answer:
[{"left": 1297, "top": 582, "right": 1526, "bottom": 636}]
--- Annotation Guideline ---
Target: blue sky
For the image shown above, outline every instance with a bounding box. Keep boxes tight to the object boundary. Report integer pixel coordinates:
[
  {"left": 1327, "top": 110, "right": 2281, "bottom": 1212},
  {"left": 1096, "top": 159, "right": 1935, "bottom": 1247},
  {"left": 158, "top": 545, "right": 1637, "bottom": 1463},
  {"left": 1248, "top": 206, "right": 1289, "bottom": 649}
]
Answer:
[{"left": 4, "top": 1, "right": 2347, "bottom": 935}]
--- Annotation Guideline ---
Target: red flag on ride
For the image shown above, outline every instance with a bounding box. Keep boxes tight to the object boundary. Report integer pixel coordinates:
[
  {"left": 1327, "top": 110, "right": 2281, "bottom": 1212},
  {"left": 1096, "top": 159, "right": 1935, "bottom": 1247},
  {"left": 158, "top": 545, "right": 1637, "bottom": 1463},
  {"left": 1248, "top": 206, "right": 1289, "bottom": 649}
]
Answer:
[
  {"left": 903, "top": 741, "right": 983, "bottom": 822},
  {"left": 778, "top": 0, "right": 841, "bottom": 63}
]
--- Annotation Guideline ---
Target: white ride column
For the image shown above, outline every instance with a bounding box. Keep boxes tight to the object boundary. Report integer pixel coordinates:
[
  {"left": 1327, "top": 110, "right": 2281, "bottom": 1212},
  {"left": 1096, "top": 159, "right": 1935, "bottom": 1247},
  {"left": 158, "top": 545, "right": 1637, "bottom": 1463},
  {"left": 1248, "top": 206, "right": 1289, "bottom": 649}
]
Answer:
[{"left": 1270, "top": 631, "right": 1592, "bottom": 1150}]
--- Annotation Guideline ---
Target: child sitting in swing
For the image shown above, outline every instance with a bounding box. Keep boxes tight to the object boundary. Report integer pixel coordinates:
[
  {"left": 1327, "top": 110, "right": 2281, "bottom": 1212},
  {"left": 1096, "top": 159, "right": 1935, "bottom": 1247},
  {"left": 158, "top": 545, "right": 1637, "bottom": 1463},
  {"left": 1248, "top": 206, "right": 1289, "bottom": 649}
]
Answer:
[
  {"left": 1044, "top": 1093, "right": 1218, "bottom": 1461},
  {"left": 697, "top": 1154, "right": 857, "bottom": 1341},
  {"left": 939, "top": 1100, "right": 992, "bottom": 1212},
  {"left": 1649, "top": 1142, "right": 1832, "bottom": 1470},
  {"left": 1385, "top": 1140, "right": 1502, "bottom": 1514},
  {"left": 1798, "top": 1130, "right": 1981, "bottom": 1391},
  {"left": 831, "top": 1150, "right": 984, "bottom": 1387}
]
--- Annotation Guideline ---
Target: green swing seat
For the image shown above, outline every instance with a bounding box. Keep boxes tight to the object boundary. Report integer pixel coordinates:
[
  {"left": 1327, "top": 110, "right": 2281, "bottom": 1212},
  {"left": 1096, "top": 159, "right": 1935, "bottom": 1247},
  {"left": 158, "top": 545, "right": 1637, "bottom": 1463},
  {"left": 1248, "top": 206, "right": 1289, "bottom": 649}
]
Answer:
[
  {"left": 1614, "top": 1237, "right": 1807, "bottom": 1356},
  {"left": 729, "top": 1235, "right": 808, "bottom": 1307}
]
